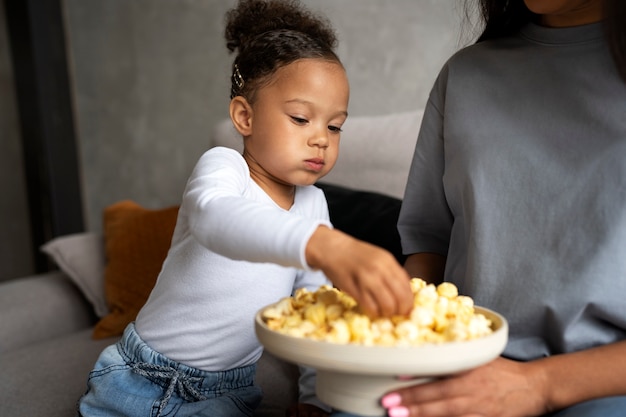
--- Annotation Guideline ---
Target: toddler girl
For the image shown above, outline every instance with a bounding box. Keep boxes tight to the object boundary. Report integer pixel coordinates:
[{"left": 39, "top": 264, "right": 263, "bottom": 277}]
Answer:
[{"left": 77, "top": 1, "right": 413, "bottom": 416}]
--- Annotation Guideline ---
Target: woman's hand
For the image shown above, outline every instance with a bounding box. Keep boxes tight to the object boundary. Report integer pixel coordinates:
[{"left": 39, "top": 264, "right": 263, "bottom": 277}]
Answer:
[
  {"left": 381, "top": 357, "right": 549, "bottom": 417},
  {"left": 381, "top": 337, "right": 626, "bottom": 416},
  {"left": 305, "top": 226, "right": 413, "bottom": 318}
]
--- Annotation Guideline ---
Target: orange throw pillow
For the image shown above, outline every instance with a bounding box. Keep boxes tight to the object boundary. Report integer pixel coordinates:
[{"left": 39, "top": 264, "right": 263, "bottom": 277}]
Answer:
[{"left": 93, "top": 200, "right": 179, "bottom": 339}]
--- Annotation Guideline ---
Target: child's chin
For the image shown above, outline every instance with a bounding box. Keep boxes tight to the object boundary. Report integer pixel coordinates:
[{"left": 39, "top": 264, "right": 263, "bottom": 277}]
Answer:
[{"left": 294, "top": 175, "right": 323, "bottom": 187}]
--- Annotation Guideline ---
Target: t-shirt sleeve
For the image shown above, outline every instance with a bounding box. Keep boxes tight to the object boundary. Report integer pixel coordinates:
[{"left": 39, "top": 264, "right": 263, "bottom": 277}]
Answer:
[{"left": 398, "top": 68, "right": 454, "bottom": 257}]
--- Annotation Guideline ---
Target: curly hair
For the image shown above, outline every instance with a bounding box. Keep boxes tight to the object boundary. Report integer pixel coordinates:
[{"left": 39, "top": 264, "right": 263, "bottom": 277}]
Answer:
[{"left": 224, "top": 0, "right": 341, "bottom": 100}]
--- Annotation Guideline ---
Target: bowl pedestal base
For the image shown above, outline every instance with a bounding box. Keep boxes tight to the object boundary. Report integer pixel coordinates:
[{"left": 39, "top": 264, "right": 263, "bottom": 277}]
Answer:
[{"left": 316, "top": 370, "right": 431, "bottom": 416}]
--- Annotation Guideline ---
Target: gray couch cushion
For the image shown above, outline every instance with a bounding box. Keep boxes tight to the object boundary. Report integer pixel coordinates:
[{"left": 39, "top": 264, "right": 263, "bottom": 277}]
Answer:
[
  {"left": 0, "top": 326, "right": 298, "bottom": 417},
  {"left": 0, "top": 328, "right": 115, "bottom": 417},
  {"left": 0, "top": 271, "right": 97, "bottom": 353}
]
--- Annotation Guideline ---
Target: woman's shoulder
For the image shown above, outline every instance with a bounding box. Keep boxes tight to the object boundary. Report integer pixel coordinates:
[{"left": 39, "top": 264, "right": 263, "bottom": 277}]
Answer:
[
  {"left": 429, "top": 33, "right": 528, "bottom": 94},
  {"left": 444, "top": 38, "right": 506, "bottom": 70}
]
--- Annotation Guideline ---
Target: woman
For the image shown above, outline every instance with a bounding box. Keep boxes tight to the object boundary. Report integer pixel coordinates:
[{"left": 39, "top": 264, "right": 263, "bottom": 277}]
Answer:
[{"left": 385, "top": 1, "right": 626, "bottom": 416}]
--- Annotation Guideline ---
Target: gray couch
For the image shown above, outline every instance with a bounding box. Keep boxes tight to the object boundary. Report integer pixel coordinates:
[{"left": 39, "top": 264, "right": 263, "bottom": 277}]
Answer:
[{"left": 0, "top": 111, "right": 421, "bottom": 417}]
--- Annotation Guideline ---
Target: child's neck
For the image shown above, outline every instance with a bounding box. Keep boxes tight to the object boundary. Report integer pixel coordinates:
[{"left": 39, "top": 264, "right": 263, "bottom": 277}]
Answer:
[{"left": 251, "top": 174, "right": 295, "bottom": 211}]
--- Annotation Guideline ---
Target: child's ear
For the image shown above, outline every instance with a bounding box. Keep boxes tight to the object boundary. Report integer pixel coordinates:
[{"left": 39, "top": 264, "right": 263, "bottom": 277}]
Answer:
[{"left": 229, "top": 96, "right": 253, "bottom": 136}]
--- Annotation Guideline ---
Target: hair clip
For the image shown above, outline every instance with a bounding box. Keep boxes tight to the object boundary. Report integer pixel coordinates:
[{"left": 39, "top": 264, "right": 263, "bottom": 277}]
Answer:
[{"left": 231, "top": 64, "right": 245, "bottom": 98}]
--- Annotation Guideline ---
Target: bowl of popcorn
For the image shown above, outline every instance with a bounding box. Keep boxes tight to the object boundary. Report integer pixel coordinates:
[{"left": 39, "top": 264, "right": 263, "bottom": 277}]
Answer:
[{"left": 255, "top": 278, "right": 508, "bottom": 416}]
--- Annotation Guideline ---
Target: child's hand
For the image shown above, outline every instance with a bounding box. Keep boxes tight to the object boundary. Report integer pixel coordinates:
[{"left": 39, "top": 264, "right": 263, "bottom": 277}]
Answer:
[
  {"left": 305, "top": 226, "right": 413, "bottom": 318},
  {"left": 286, "top": 403, "right": 330, "bottom": 417}
]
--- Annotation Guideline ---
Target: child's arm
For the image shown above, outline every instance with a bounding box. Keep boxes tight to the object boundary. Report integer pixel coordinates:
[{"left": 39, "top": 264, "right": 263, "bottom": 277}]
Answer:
[
  {"left": 187, "top": 149, "right": 412, "bottom": 317},
  {"left": 305, "top": 225, "right": 413, "bottom": 318}
]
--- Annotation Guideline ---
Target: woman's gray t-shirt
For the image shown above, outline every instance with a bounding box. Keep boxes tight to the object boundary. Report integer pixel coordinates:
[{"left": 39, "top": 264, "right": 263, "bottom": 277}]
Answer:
[{"left": 398, "top": 22, "right": 626, "bottom": 360}]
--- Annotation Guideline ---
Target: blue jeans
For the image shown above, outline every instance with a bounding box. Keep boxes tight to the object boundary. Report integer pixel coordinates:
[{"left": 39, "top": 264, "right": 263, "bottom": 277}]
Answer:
[
  {"left": 547, "top": 397, "right": 626, "bottom": 416},
  {"left": 77, "top": 323, "right": 262, "bottom": 417},
  {"left": 330, "top": 396, "right": 626, "bottom": 417}
]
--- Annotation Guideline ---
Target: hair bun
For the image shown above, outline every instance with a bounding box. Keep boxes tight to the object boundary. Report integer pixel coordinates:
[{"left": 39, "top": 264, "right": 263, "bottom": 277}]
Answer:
[
  {"left": 224, "top": 0, "right": 342, "bottom": 100},
  {"left": 225, "top": 0, "right": 337, "bottom": 54}
]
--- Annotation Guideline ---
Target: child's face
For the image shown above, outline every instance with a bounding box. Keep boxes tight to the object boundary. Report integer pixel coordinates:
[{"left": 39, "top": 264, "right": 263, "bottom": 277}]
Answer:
[{"left": 243, "top": 59, "right": 349, "bottom": 193}]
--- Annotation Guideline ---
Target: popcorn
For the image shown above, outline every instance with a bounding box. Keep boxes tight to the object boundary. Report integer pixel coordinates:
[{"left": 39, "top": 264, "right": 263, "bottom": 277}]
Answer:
[
  {"left": 436, "top": 282, "right": 459, "bottom": 299},
  {"left": 261, "top": 278, "right": 493, "bottom": 346},
  {"left": 304, "top": 303, "right": 326, "bottom": 326},
  {"left": 328, "top": 319, "right": 351, "bottom": 344}
]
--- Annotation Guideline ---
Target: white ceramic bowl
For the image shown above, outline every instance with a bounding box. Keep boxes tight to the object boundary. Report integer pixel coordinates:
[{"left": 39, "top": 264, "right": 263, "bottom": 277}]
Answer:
[{"left": 255, "top": 305, "right": 508, "bottom": 416}]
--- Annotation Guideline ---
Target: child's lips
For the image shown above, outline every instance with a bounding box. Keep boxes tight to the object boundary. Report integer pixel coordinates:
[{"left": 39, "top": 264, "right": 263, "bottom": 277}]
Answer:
[{"left": 305, "top": 158, "right": 325, "bottom": 171}]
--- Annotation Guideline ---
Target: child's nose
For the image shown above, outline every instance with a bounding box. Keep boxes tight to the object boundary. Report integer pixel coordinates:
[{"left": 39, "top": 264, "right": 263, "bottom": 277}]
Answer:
[{"left": 309, "top": 126, "right": 330, "bottom": 148}]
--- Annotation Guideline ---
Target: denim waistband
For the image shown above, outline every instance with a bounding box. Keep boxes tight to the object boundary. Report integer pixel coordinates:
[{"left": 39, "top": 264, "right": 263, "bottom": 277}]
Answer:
[{"left": 117, "top": 323, "right": 257, "bottom": 393}]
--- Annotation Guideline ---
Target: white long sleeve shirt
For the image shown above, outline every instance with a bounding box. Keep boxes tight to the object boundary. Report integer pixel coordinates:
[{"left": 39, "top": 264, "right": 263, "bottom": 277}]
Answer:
[{"left": 135, "top": 147, "right": 331, "bottom": 402}]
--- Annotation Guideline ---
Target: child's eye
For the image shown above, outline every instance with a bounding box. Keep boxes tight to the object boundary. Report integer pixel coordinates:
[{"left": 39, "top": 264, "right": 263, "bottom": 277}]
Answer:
[
  {"left": 328, "top": 125, "right": 343, "bottom": 133},
  {"left": 290, "top": 116, "right": 308, "bottom": 125}
]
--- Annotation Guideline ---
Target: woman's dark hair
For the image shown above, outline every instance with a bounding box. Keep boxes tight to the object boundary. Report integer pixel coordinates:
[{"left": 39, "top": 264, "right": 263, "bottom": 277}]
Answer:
[
  {"left": 224, "top": 0, "right": 341, "bottom": 100},
  {"left": 469, "top": 0, "right": 626, "bottom": 81}
]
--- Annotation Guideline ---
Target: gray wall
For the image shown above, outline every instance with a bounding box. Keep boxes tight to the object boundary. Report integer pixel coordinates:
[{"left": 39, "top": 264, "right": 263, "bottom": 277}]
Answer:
[
  {"left": 1, "top": 1, "right": 471, "bottom": 279},
  {"left": 66, "top": 0, "right": 468, "bottom": 232}
]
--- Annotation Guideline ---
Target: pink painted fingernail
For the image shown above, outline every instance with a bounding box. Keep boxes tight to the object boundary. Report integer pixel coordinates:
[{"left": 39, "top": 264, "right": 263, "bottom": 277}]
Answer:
[
  {"left": 381, "top": 393, "right": 402, "bottom": 408},
  {"left": 388, "top": 406, "right": 410, "bottom": 417}
]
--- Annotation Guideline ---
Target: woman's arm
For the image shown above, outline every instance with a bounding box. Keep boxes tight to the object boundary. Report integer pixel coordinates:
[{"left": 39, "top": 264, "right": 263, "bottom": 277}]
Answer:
[
  {"left": 403, "top": 253, "right": 446, "bottom": 285},
  {"left": 383, "top": 340, "right": 626, "bottom": 417},
  {"left": 537, "top": 339, "right": 626, "bottom": 411}
]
